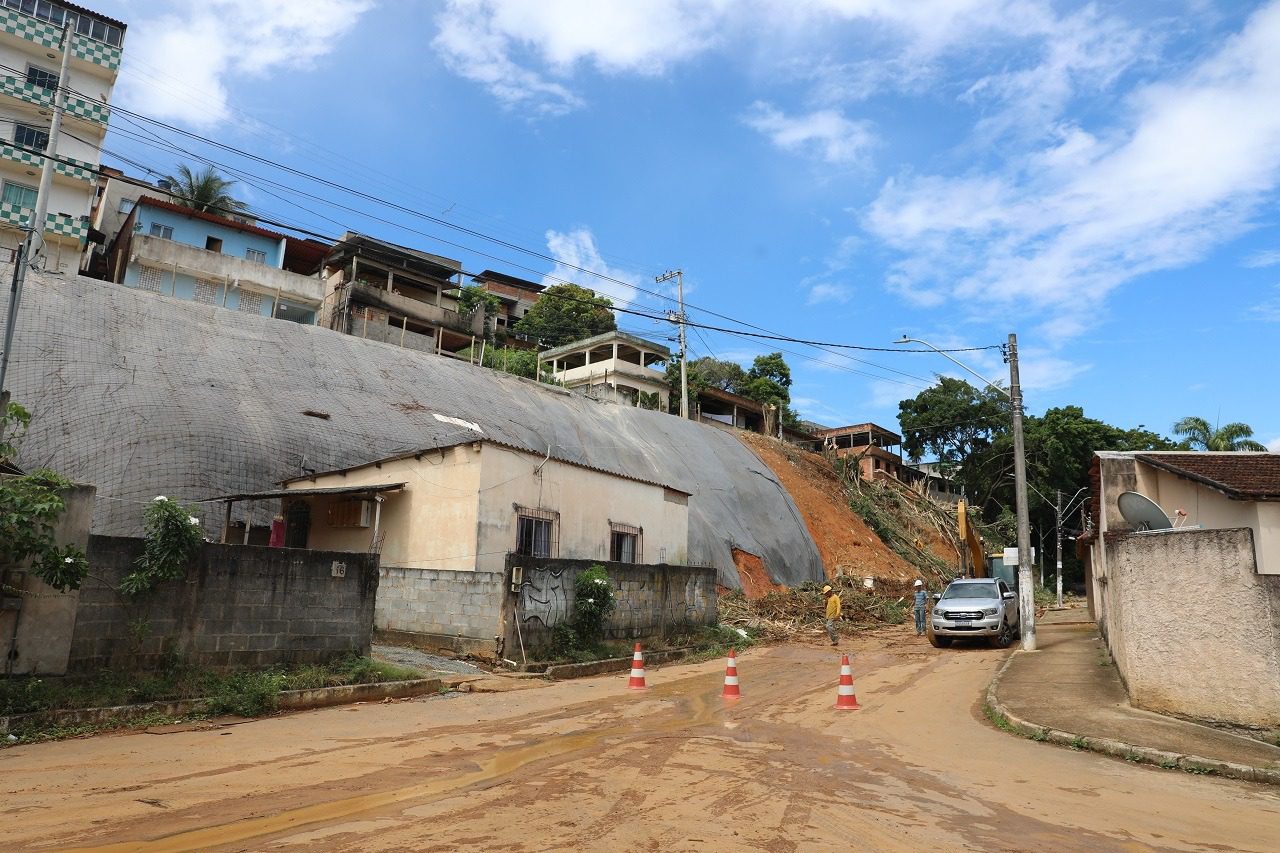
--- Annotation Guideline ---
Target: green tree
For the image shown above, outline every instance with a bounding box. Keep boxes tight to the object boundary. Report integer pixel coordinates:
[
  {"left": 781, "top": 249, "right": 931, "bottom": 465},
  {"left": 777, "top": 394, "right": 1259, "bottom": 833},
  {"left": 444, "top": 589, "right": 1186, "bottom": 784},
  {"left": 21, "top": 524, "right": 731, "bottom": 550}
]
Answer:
[
  {"left": 162, "top": 164, "right": 249, "bottom": 215},
  {"left": 514, "top": 284, "right": 615, "bottom": 348},
  {"left": 1172, "top": 416, "right": 1268, "bottom": 451},
  {"left": 666, "top": 356, "right": 747, "bottom": 403},
  {"left": 457, "top": 344, "right": 556, "bottom": 382},
  {"left": 898, "top": 376, "right": 1008, "bottom": 469},
  {"left": 457, "top": 285, "right": 502, "bottom": 344},
  {"left": 741, "top": 353, "right": 801, "bottom": 430}
]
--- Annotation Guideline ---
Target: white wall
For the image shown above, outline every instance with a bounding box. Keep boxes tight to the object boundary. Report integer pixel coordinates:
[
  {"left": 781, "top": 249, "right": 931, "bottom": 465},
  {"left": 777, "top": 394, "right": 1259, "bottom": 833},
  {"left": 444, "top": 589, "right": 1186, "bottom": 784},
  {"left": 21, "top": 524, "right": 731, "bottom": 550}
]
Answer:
[{"left": 475, "top": 444, "right": 689, "bottom": 573}]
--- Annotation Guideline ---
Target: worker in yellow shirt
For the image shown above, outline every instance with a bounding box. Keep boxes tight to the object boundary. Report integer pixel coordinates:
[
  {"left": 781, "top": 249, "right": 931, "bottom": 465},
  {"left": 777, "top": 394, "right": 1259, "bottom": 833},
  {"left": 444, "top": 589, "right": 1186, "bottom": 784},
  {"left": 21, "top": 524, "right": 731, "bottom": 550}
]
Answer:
[{"left": 822, "top": 584, "right": 841, "bottom": 647}]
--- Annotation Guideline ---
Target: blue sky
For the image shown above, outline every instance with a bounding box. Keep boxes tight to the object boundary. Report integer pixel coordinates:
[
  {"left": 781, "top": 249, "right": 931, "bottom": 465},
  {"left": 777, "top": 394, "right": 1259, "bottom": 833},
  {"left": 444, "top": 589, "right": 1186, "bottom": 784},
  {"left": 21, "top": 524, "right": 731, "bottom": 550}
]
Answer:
[{"left": 95, "top": 1, "right": 1280, "bottom": 450}]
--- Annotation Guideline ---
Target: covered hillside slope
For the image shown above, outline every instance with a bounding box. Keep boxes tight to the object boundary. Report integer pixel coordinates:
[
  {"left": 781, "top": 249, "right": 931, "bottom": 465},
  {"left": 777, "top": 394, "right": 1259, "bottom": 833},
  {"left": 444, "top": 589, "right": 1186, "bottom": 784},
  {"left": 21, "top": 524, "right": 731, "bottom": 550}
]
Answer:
[
  {"left": 737, "top": 432, "right": 959, "bottom": 588},
  {"left": 3, "top": 271, "right": 822, "bottom": 590}
]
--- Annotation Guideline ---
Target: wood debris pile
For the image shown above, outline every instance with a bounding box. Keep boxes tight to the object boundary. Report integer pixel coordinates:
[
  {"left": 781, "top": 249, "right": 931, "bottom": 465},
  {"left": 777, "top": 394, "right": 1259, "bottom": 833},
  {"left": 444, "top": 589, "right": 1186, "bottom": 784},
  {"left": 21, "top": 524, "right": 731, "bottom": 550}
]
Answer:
[{"left": 719, "top": 576, "right": 919, "bottom": 641}]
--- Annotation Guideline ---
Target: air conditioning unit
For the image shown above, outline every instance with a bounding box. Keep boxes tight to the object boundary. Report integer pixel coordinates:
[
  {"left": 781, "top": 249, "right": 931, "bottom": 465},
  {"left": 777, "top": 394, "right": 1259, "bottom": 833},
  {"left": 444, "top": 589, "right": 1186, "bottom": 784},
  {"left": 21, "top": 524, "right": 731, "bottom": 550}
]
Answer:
[{"left": 327, "top": 499, "right": 373, "bottom": 528}]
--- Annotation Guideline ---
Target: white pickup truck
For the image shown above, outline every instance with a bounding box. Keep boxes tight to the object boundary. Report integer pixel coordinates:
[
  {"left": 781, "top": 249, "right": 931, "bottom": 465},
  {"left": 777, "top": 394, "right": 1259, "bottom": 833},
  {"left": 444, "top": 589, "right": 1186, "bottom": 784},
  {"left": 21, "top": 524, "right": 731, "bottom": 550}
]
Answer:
[{"left": 928, "top": 578, "right": 1020, "bottom": 648}]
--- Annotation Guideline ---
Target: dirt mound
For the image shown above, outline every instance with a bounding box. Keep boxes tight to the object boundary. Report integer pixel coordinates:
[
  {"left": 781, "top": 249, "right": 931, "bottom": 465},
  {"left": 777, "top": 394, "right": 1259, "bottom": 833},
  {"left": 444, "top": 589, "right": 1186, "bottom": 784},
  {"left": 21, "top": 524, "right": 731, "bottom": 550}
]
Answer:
[
  {"left": 736, "top": 433, "right": 958, "bottom": 587},
  {"left": 737, "top": 433, "right": 917, "bottom": 581},
  {"left": 731, "top": 547, "right": 785, "bottom": 598}
]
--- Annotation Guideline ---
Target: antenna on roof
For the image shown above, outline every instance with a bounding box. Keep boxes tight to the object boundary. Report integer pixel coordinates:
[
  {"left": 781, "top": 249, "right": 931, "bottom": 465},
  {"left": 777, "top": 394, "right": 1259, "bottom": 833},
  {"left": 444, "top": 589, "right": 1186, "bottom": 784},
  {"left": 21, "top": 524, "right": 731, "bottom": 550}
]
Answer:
[{"left": 1117, "top": 491, "right": 1173, "bottom": 532}]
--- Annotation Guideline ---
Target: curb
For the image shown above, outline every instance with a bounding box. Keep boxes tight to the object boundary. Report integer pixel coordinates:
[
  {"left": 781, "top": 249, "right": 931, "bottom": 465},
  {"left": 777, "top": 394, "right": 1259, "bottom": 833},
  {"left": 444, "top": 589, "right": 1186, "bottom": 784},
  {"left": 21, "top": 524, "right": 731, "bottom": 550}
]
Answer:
[
  {"left": 985, "top": 652, "right": 1280, "bottom": 786},
  {"left": 0, "top": 678, "right": 445, "bottom": 736}
]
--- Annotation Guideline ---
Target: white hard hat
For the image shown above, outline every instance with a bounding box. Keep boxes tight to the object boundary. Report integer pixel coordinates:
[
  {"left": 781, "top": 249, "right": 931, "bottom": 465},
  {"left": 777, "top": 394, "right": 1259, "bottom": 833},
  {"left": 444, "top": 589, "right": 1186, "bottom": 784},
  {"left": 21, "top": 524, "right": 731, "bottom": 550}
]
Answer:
[{"left": 914, "top": 580, "right": 923, "bottom": 586}]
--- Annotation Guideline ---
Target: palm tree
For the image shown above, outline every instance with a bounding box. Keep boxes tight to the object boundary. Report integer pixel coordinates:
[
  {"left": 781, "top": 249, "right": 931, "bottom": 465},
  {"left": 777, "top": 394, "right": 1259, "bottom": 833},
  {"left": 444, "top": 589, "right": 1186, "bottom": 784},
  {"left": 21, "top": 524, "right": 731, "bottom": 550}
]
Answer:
[
  {"left": 161, "top": 164, "right": 248, "bottom": 216},
  {"left": 1172, "top": 416, "right": 1268, "bottom": 451}
]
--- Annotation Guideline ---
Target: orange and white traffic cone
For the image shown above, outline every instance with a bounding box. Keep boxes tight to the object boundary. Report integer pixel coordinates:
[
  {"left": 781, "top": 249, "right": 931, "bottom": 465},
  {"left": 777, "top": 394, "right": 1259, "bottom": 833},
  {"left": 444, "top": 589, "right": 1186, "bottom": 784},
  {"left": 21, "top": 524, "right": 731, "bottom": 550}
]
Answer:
[
  {"left": 627, "top": 643, "right": 648, "bottom": 690},
  {"left": 834, "top": 654, "right": 861, "bottom": 710},
  {"left": 721, "top": 648, "right": 741, "bottom": 699}
]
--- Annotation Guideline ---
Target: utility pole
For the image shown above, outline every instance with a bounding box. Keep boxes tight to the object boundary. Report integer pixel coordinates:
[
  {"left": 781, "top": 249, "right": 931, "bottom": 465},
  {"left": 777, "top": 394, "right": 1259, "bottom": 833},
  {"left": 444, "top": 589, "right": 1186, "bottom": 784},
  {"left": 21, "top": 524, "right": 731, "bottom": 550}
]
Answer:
[
  {"left": 1006, "top": 333, "right": 1036, "bottom": 651},
  {"left": 1055, "top": 489, "right": 1064, "bottom": 611},
  {"left": 656, "top": 269, "right": 688, "bottom": 418},
  {"left": 0, "top": 22, "right": 73, "bottom": 414}
]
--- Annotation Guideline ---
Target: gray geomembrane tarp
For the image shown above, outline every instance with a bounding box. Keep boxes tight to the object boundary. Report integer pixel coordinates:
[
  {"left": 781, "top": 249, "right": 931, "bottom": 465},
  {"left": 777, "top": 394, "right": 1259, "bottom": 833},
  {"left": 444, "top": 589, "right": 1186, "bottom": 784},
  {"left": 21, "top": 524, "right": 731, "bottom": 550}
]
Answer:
[{"left": 3, "top": 271, "right": 822, "bottom": 589}]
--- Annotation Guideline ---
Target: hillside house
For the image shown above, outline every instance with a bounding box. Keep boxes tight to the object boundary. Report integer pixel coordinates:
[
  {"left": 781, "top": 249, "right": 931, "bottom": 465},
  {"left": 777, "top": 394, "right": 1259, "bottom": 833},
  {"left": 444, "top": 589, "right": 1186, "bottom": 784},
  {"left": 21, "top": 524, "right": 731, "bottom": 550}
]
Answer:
[
  {"left": 106, "top": 196, "right": 325, "bottom": 325},
  {"left": 319, "top": 232, "right": 484, "bottom": 358},
  {"left": 471, "top": 269, "right": 543, "bottom": 347},
  {"left": 814, "top": 423, "right": 908, "bottom": 482},
  {"left": 540, "top": 330, "right": 672, "bottom": 410}
]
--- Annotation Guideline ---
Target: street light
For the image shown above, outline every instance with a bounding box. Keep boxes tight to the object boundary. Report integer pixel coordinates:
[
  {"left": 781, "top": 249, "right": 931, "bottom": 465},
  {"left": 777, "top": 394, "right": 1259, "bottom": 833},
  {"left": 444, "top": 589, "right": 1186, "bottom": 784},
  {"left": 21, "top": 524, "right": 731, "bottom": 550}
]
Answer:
[{"left": 896, "top": 334, "right": 1038, "bottom": 651}]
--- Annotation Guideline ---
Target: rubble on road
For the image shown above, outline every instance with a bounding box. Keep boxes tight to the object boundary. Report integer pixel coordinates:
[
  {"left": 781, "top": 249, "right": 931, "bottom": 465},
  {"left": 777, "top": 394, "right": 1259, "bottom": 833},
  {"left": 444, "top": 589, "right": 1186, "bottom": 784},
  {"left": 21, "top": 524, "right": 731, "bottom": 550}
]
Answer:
[{"left": 718, "top": 576, "right": 918, "bottom": 642}]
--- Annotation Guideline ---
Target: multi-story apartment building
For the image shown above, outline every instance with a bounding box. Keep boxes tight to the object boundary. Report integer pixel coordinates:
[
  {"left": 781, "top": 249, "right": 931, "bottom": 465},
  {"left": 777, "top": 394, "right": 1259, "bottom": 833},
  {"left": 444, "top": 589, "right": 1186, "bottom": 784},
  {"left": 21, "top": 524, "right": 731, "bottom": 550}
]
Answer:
[
  {"left": 539, "top": 330, "right": 672, "bottom": 410},
  {"left": 0, "top": 1, "right": 124, "bottom": 271}
]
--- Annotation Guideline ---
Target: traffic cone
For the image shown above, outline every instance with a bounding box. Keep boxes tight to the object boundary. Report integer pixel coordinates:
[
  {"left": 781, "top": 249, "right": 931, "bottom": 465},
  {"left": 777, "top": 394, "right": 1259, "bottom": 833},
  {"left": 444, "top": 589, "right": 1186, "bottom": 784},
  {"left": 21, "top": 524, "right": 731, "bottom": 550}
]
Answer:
[
  {"left": 627, "top": 643, "right": 648, "bottom": 690},
  {"left": 721, "top": 648, "right": 741, "bottom": 699},
  {"left": 834, "top": 654, "right": 861, "bottom": 710}
]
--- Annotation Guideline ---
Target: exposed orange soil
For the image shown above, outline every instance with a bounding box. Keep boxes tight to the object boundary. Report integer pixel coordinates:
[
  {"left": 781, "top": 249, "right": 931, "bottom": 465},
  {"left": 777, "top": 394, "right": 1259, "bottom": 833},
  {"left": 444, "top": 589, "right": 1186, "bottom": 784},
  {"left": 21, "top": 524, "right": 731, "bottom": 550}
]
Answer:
[
  {"left": 737, "top": 433, "right": 956, "bottom": 584},
  {"left": 731, "top": 547, "right": 784, "bottom": 597}
]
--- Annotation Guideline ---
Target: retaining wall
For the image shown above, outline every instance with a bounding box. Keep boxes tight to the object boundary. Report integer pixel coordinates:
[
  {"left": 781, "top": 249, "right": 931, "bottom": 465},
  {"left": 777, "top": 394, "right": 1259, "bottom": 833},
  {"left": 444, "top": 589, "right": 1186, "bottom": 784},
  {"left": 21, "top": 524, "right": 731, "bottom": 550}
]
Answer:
[{"left": 374, "top": 567, "right": 506, "bottom": 658}]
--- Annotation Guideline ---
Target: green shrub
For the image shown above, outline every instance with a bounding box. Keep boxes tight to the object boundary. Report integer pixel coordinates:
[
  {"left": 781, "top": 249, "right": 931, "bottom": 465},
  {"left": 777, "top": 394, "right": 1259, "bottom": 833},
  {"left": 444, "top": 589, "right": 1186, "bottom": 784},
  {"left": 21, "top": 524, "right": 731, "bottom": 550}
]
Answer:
[
  {"left": 571, "top": 565, "right": 616, "bottom": 644},
  {"left": 121, "top": 497, "right": 204, "bottom": 595}
]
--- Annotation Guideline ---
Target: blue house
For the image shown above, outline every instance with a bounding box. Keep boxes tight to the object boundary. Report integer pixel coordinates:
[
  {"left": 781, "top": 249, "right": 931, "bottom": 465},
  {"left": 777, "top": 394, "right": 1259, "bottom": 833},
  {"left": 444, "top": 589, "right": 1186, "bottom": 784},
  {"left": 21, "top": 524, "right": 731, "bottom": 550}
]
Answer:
[{"left": 107, "top": 196, "right": 326, "bottom": 324}]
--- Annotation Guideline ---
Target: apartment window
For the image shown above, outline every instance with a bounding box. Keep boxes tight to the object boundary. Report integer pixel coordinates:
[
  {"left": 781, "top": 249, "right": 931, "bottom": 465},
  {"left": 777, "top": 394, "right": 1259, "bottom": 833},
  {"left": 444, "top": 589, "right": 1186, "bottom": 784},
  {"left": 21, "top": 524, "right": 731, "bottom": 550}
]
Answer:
[
  {"left": 515, "top": 506, "right": 559, "bottom": 558},
  {"left": 118, "top": 198, "right": 135, "bottom": 214},
  {"left": 205, "top": 236, "right": 223, "bottom": 253},
  {"left": 245, "top": 248, "right": 267, "bottom": 264},
  {"left": 609, "top": 522, "right": 642, "bottom": 563},
  {"left": 13, "top": 123, "right": 48, "bottom": 152},
  {"left": 1, "top": 181, "right": 37, "bottom": 211},
  {"left": 74, "top": 10, "right": 124, "bottom": 47},
  {"left": 149, "top": 222, "right": 173, "bottom": 240},
  {"left": 25, "top": 65, "right": 59, "bottom": 91}
]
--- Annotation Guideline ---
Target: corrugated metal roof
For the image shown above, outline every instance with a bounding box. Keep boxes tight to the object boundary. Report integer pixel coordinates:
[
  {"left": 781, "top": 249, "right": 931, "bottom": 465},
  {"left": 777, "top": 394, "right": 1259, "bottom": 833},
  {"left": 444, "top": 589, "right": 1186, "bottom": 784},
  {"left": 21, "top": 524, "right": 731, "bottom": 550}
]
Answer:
[{"left": 214, "top": 483, "right": 407, "bottom": 501}]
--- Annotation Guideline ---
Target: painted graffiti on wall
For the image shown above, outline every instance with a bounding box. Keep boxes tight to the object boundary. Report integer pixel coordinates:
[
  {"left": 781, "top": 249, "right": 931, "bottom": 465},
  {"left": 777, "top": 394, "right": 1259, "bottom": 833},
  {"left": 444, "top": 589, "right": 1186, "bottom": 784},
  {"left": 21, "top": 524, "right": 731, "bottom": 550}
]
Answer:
[{"left": 517, "top": 566, "right": 570, "bottom": 629}]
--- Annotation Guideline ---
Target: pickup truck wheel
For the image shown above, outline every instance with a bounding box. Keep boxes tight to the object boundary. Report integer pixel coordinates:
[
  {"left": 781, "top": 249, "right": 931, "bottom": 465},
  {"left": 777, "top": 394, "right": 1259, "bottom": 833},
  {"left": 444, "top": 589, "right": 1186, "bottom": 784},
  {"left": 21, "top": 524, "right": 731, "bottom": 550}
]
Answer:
[
  {"left": 928, "top": 632, "right": 951, "bottom": 648},
  {"left": 990, "top": 621, "right": 1015, "bottom": 649}
]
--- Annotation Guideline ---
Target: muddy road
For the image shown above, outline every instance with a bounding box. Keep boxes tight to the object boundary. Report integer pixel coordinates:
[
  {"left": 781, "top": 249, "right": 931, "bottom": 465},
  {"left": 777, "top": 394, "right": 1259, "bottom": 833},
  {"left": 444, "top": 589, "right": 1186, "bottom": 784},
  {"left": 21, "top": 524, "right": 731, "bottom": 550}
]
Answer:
[{"left": 4, "top": 630, "right": 1277, "bottom": 851}]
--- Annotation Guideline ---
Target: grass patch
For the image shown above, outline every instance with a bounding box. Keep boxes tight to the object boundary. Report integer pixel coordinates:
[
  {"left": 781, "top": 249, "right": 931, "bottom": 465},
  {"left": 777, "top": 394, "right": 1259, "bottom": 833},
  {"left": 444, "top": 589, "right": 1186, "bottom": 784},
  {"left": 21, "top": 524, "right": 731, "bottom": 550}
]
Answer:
[
  {"left": 1070, "top": 736, "right": 1089, "bottom": 751},
  {"left": 0, "top": 653, "right": 424, "bottom": 742},
  {"left": 984, "top": 703, "right": 1014, "bottom": 732}
]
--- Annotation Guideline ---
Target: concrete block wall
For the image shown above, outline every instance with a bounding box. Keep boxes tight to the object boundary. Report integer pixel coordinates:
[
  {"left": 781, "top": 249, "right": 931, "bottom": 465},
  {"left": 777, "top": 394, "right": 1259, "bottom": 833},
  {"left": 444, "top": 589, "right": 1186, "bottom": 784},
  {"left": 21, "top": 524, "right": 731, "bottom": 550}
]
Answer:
[
  {"left": 1101, "top": 527, "right": 1280, "bottom": 727},
  {"left": 374, "top": 567, "right": 506, "bottom": 657},
  {"left": 68, "top": 536, "right": 379, "bottom": 672},
  {"left": 509, "top": 557, "right": 718, "bottom": 650}
]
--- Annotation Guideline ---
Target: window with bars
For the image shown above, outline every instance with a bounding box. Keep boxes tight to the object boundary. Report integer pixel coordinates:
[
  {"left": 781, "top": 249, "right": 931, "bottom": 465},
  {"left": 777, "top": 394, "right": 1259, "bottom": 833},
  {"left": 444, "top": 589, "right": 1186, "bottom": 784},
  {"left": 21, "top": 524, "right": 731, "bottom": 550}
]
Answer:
[
  {"left": 515, "top": 506, "right": 559, "bottom": 558},
  {"left": 149, "top": 222, "right": 173, "bottom": 240},
  {"left": 609, "top": 522, "right": 642, "bottom": 563},
  {"left": 246, "top": 248, "right": 267, "bottom": 264},
  {"left": 13, "top": 123, "right": 48, "bottom": 152}
]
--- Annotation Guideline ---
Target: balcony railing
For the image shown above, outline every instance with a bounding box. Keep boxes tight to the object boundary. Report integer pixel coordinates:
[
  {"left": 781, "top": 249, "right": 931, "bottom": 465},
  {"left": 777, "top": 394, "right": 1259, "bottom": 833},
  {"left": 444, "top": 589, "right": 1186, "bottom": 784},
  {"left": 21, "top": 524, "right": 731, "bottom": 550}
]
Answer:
[
  {"left": 0, "top": 75, "right": 109, "bottom": 127},
  {"left": 0, "top": 201, "right": 85, "bottom": 239},
  {"left": 0, "top": 141, "right": 93, "bottom": 182},
  {"left": 350, "top": 282, "right": 483, "bottom": 336}
]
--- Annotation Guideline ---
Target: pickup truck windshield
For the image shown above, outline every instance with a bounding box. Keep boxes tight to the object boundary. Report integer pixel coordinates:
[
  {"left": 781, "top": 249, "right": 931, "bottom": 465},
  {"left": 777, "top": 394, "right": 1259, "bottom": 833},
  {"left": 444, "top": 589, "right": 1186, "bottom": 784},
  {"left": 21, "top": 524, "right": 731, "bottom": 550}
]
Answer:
[{"left": 941, "top": 584, "right": 999, "bottom": 600}]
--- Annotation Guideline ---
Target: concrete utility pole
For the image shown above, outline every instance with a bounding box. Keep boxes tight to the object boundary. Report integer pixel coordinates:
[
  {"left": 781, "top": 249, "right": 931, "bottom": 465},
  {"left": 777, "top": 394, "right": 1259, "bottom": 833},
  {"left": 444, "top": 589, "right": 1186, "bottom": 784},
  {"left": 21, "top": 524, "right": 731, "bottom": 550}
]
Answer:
[
  {"left": 656, "top": 269, "right": 688, "bottom": 419},
  {"left": 1006, "top": 333, "right": 1036, "bottom": 651},
  {"left": 1055, "top": 489, "right": 1063, "bottom": 611},
  {"left": 896, "top": 332, "right": 1037, "bottom": 651},
  {"left": 0, "top": 23, "right": 73, "bottom": 412}
]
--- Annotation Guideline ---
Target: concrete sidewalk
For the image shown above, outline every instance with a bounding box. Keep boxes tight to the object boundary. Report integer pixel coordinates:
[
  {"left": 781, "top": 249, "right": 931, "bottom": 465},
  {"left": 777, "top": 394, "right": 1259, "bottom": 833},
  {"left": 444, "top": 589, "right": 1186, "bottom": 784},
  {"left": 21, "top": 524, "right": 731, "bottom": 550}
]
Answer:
[{"left": 989, "top": 609, "right": 1280, "bottom": 784}]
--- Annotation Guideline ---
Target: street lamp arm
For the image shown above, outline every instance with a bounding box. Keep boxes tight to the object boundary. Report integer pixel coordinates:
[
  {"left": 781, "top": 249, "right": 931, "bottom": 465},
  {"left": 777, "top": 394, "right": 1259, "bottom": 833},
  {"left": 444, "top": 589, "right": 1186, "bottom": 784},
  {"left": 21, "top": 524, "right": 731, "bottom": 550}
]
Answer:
[{"left": 895, "top": 336, "right": 1011, "bottom": 399}]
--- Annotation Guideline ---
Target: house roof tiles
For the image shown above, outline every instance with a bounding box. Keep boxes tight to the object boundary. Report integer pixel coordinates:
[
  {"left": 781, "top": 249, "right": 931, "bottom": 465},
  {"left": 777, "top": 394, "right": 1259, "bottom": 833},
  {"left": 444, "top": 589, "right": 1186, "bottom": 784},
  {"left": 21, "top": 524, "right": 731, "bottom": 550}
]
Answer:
[{"left": 1135, "top": 452, "right": 1280, "bottom": 501}]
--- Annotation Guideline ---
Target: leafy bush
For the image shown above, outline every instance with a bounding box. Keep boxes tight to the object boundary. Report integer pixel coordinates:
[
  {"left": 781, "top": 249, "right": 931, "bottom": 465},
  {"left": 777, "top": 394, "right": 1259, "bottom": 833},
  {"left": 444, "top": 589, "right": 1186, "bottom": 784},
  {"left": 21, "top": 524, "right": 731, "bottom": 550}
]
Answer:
[
  {"left": 121, "top": 497, "right": 203, "bottom": 595},
  {"left": 0, "top": 468, "right": 89, "bottom": 592},
  {"left": 571, "top": 565, "right": 616, "bottom": 644}
]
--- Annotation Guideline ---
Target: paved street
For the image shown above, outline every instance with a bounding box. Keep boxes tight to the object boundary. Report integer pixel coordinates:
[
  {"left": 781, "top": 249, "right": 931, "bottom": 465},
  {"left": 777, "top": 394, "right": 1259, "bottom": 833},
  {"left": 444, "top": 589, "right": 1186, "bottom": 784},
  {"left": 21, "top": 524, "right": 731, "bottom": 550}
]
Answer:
[{"left": 4, "top": 629, "right": 1277, "bottom": 852}]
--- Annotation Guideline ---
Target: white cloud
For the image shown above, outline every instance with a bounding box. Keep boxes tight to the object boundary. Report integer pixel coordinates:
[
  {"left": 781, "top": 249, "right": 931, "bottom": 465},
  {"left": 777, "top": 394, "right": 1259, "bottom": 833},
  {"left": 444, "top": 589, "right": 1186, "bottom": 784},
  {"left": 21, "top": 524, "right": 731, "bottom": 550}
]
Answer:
[
  {"left": 117, "top": 0, "right": 373, "bottom": 127},
  {"left": 806, "top": 283, "right": 852, "bottom": 305},
  {"left": 1243, "top": 249, "right": 1280, "bottom": 268},
  {"left": 542, "top": 227, "right": 640, "bottom": 308},
  {"left": 1252, "top": 285, "right": 1280, "bottom": 322},
  {"left": 863, "top": 2, "right": 1280, "bottom": 337},
  {"left": 1266, "top": 436, "right": 1280, "bottom": 452},
  {"left": 433, "top": 0, "right": 728, "bottom": 114},
  {"left": 743, "top": 102, "right": 875, "bottom": 165}
]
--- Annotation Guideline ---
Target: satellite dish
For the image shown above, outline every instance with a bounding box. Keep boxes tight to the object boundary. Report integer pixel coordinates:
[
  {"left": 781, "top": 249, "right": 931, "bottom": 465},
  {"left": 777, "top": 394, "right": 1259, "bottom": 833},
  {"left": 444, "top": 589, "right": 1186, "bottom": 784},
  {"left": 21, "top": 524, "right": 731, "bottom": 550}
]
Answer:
[{"left": 1117, "top": 491, "right": 1172, "bottom": 532}]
